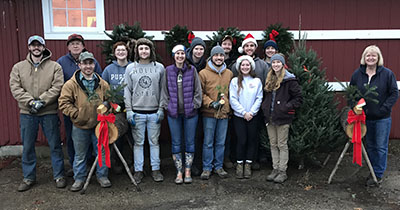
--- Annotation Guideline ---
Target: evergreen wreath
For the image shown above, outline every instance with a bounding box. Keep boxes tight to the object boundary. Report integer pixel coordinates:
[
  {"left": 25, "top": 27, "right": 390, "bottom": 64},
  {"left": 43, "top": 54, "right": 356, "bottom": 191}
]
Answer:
[
  {"left": 262, "top": 23, "right": 294, "bottom": 57},
  {"left": 163, "top": 25, "right": 191, "bottom": 57},
  {"left": 206, "top": 27, "right": 245, "bottom": 58},
  {"left": 100, "top": 22, "right": 155, "bottom": 65}
]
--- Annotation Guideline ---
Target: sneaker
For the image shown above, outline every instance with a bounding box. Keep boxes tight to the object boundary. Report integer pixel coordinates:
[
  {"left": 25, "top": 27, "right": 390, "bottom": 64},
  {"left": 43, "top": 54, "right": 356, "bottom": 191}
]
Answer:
[
  {"left": 151, "top": 170, "right": 164, "bottom": 182},
  {"left": 214, "top": 168, "right": 229, "bottom": 179},
  {"left": 70, "top": 180, "right": 84, "bottom": 192},
  {"left": 244, "top": 163, "right": 252, "bottom": 179},
  {"left": 55, "top": 177, "right": 67, "bottom": 188},
  {"left": 17, "top": 179, "right": 35, "bottom": 192},
  {"left": 366, "top": 175, "right": 382, "bottom": 187},
  {"left": 97, "top": 177, "right": 112, "bottom": 188},
  {"left": 266, "top": 169, "right": 279, "bottom": 182},
  {"left": 236, "top": 163, "right": 244, "bottom": 179},
  {"left": 133, "top": 171, "right": 144, "bottom": 184},
  {"left": 274, "top": 171, "right": 288, "bottom": 183},
  {"left": 66, "top": 169, "right": 74, "bottom": 177},
  {"left": 200, "top": 170, "right": 211, "bottom": 180}
]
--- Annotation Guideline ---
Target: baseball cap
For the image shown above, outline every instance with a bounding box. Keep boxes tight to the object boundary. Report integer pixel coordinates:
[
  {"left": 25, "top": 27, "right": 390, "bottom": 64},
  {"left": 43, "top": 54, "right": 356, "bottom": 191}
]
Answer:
[
  {"left": 28, "top": 35, "right": 45, "bottom": 46},
  {"left": 79, "top": 51, "right": 95, "bottom": 62},
  {"left": 67, "top": 33, "right": 84, "bottom": 46}
]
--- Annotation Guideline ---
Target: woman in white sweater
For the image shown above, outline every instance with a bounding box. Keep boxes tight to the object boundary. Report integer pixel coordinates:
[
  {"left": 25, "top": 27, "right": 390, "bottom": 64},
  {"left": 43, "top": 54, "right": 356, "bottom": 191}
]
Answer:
[{"left": 229, "top": 55, "right": 263, "bottom": 179}]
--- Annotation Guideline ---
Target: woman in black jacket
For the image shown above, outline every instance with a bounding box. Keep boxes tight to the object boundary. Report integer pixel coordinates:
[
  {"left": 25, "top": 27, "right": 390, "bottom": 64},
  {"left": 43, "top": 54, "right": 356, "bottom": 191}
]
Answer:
[{"left": 262, "top": 54, "right": 302, "bottom": 183}]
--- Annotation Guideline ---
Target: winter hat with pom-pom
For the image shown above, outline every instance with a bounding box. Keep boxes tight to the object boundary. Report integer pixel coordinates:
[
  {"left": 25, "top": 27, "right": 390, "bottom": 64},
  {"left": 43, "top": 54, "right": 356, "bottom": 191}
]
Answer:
[{"left": 238, "top": 33, "right": 258, "bottom": 54}]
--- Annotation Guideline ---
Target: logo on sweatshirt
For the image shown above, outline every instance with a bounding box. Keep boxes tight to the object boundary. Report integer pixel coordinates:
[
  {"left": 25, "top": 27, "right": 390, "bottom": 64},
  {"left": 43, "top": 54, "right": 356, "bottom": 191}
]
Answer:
[{"left": 139, "top": 75, "right": 152, "bottom": 89}]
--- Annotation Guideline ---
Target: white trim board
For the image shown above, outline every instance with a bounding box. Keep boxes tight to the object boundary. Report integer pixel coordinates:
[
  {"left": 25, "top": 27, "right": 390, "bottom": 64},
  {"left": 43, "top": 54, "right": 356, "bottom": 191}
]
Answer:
[
  {"left": 45, "top": 29, "right": 400, "bottom": 41},
  {"left": 328, "top": 81, "right": 400, "bottom": 91}
]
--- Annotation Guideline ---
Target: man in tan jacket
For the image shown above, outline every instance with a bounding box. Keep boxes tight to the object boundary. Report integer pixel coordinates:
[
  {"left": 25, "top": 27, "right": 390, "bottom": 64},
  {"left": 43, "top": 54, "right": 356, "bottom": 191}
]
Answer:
[
  {"left": 198, "top": 45, "right": 233, "bottom": 180},
  {"left": 10, "top": 35, "right": 65, "bottom": 192},
  {"left": 59, "top": 52, "right": 110, "bottom": 192}
]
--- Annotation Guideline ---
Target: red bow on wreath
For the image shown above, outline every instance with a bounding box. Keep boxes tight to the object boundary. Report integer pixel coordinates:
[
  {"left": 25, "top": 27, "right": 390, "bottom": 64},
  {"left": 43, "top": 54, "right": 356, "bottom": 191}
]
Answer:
[
  {"left": 347, "top": 109, "right": 366, "bottom": 166},
  {"left": 269, "top": 29, "right": 279, "bottom": 41},
  {"left": 97, "top": 113, "right": 116, "bottom": 168},
  {"left": 188, "top": 32, "right": 195, "bottom": 44}
]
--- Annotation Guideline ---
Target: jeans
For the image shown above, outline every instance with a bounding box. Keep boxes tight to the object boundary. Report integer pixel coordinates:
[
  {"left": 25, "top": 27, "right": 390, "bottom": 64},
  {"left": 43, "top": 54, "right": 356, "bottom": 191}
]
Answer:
[
  {"left": 20, "top": 114, "right": 64, "bottom": 181},
  {"left": 64, "top": 115, "right": 93, "bottom": 167},
  {"left": 131, "top": 113, "right": 161, "bottom": 172},
  {"left": 72, "top": 125, "right": 108, "bottom": 182},
  {"left": 167, "top": 114, "right": 198, "bottom": 154},
  {"left": 202, "top": 117, "right": 228, "bottom": 171},
  {"left": 267, "top": 124, "right": 290, "bottom": 171},
  {"left": 365, "top": 117, "right": 391, "bottom": 178}
]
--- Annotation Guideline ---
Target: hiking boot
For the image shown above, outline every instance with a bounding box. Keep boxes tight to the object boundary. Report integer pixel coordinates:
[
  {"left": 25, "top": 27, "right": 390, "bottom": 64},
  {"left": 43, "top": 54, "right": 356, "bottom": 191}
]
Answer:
[
  {"left": 66, "top": 169, "right": 74, "bottom": 177},
  {"left": 200, "top": 170, "right": 211, "bottom": 180},
  {"left": 366, "top": 175, "right": 382, "bottom": 187},
  {"left": 17, "top": 179, "right": 35, "bottom": 192},
  {"left": 214, "top": 168, "right": 229, "bottom": 179},
  {"left": 70, "top": 180, "right": 84, "bottom": 192},
  {"left": 244, "top": 163, "right": 252, "bottom": 179},
  {"left": 133, "top": 171, "right": 144, "bottom": 184},
  {"left": 274, "top": 170, "right": 288, "bottom": 183},
  {"left": 97, "top": 177, "right": 112, "bottom": 188},
  {"left": 252, "top": 162, "right": 261, "bottom": 170},
  {"left": 266, "top": 169, "right": 279, "bottom": 182},
  {"left": 151, "top": 170, "right": 164, "bottom": 182},
  {"left": 236, "top": 163, "right": 244, "bottom": 179},
  {"left": 55, "top": 177, "right": 67, "bottom": 188}
]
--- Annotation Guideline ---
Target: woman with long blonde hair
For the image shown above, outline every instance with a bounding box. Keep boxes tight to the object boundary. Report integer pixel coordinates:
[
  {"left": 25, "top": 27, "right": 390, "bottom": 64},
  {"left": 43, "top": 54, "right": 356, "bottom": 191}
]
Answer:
[{"left": 262, "top": 54, "right": 302, "bottom": 183}]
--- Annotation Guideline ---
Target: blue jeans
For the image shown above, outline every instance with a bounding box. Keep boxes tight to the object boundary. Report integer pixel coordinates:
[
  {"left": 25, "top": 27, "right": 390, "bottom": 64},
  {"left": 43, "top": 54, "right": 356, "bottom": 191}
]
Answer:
[
  {"left": 71, "top": 125, "right": 108, "bottom": 182},
  {"left": 131, "top": 113, "right": 161, "bottom": 172},
  {"left": 20, "top": 114, "right": 64, "bottom": 181},
  {"left": 167, "top": 114, "right": 198, "bottom": 154},
  {"left": 202, "top": 117, "right": 228, "bottom": 171},
  {"left": 365, "top": 117, "right": 391, "bottom": 178},
  {"left": 64, "top": 115, "right": 92, "bottom": 167}
]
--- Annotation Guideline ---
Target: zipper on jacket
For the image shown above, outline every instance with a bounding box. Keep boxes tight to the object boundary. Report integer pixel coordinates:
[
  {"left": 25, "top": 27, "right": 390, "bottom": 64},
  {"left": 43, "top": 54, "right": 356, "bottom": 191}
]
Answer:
[{"left": 35, "top": 67, "right": 38, "bottom": 72}]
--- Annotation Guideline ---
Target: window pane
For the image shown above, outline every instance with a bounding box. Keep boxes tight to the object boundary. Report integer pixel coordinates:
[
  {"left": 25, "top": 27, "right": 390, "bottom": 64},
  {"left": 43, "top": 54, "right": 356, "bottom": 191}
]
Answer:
[
  {"left": 82, "top": 0, "right": 96, "bottom": 9},
  {"left": 52, "top": 0, "right": 66, "bottom": 8},
  {"left": 53, "top": 9, "right": 67, "bottom": 26},
  {"left": 83, "top": 10, "right": 96, "bottom": 27},
  {"left": 68, "top": 9, "right": 82, "bottom": 27},
  {"left": 68, "top": 0, "right": 81, "bottom": 9}
]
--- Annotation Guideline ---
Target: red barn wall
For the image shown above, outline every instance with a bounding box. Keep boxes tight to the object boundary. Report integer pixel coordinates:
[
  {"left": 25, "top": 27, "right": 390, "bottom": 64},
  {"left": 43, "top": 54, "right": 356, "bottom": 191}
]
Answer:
[{"left": 1, "top": 0, "right": 399, "bottom": 145}]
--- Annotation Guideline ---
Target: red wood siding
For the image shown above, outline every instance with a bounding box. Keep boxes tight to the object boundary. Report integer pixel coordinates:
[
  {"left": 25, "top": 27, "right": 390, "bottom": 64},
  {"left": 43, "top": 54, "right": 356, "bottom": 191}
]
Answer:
[{"left": 1, "top": 0, "right": 399, "bottom": 146}]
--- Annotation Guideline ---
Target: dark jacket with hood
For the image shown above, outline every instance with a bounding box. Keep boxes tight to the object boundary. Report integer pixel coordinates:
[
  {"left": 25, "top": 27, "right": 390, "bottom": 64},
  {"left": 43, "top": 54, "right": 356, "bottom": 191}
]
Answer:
[
  {"left": 350, "top": 65, "right": 398, "bottom": 120},
  {"left": 262, "top": 70, "right": 302, "bottom": 125},
  {"left": 57, "top": 50, "right": 102, "bottom": 82}
]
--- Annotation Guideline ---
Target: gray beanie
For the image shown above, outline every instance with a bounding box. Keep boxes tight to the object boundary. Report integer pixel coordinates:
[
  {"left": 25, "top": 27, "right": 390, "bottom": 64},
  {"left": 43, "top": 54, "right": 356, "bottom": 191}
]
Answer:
[
  {"left": 190, "top": 37, "right": 206, "bottom": 50},
  {"left": 271, "top": 54, "right": 285, "bottom": 65},
  {"left": 210, "top": 45, "right": 224, "bottom": 58}
]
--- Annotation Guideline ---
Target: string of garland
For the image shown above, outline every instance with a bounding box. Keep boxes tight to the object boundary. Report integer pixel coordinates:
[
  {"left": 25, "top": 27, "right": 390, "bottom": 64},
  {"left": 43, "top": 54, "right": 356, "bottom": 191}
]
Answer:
[{"left": 262, "top": 23, "right": 294, "bottom": 57}]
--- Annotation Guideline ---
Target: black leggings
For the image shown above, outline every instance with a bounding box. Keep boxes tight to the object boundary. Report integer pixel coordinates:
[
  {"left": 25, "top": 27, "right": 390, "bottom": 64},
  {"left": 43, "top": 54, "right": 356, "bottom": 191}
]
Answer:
[{"left": 233, "top": 115, "right": 259, "bottom": 161}]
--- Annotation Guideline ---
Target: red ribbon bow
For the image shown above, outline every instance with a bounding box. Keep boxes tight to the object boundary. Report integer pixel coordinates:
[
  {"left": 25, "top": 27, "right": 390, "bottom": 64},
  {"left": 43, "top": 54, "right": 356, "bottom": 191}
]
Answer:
[
  {"left": 347, "top": 110, "right": 366, "bottom": 166},
  {"left": 303, "top": 65, "right": 312, "bottom": 83},
  {"left": 269, "top": 29, "right": 279, "bottom": 41},
  {"left": 188, "top": 32, "right": 195, "bottom": 44},
  {"left": 97, "top": 113, "right": 116, "bottom": 168}
]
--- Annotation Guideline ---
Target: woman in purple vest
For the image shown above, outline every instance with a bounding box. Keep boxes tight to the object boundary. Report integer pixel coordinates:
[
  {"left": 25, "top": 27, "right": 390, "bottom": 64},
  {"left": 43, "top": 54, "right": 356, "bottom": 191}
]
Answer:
[{"left": 161, "top": 44, "right": 202, "bottom": 184}]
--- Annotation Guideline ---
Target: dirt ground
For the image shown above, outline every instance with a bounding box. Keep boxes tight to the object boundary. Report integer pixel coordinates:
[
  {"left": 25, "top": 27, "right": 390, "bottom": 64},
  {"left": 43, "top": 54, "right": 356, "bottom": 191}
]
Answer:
[{"left": 1, "top": 140, "right": 399, "bottom": 210}]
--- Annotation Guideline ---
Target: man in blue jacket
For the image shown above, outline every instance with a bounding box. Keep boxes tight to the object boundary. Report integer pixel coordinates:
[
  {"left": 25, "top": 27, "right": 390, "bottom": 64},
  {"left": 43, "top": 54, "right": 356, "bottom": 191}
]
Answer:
[{"left": 57, "top": 33, "right": 102, "bottom": 176}]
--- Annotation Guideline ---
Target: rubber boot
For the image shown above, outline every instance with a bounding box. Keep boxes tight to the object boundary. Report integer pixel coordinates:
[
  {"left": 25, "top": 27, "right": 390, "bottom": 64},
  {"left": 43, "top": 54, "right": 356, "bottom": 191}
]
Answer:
[
  {"left": 172, "top": 153, "right": 183, "bottom": 184},
  {"left": 184, "top": 153, "right": 194, "bottom": 183}
]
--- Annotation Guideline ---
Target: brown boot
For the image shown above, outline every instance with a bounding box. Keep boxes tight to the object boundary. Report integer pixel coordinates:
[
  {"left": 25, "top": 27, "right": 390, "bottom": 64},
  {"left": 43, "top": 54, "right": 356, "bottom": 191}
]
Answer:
[
  {"left": 244, "top": 163, "right": 252, "bottom": 179},
  {"left": 266, "top": 169, "right": 279, "bottom": 182},
  {"left": 236, "top": 162, "right": 244, "bottom": 179}
]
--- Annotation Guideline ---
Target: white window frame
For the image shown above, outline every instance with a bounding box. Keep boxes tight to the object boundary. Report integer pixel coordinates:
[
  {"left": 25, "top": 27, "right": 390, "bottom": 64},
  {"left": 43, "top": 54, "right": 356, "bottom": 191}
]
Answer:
[{"left": 42, "top": 0, "right": 108, "bottom": 40}]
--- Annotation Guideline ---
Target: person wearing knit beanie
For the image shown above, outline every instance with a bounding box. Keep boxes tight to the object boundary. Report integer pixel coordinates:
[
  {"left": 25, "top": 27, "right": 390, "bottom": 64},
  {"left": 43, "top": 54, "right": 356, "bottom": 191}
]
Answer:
[
  {"left": 210, "top": 45, "right": 225, "bottom": 59},
  {"left": 270, "top": 54, "right": 285, "bottom": 66},
  {"left": 263, "top": 40, "right": 279, "bottom": 64}
]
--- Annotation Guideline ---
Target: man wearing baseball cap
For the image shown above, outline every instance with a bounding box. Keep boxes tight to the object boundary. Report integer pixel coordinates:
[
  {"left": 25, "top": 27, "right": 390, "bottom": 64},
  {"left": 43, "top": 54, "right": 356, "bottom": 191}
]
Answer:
[
  {"left": 57, "top": 34, "right": 102, "bottom": 177},
  {"left": 10, "top": 35, "right": 66, "bottom": 191},
  {"left": 59, "top": 51, "right": 111, "bottom": 192}
]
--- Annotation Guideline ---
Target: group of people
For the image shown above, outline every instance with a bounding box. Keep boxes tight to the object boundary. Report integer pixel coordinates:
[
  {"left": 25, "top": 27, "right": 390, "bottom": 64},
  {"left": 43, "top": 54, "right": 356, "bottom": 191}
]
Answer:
[{"left": 9, "top": 31, "right": 397, "bottom": 193}]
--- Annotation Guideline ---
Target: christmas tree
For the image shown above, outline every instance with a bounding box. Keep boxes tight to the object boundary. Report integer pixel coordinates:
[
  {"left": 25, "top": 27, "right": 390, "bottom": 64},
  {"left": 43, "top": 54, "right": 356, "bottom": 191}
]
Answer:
[
  {"left": 163, "top": 25, "right": 191, "bottom": 57},
  {"left": 100, "top": 22, "right": 155, "bottom": 64},
  {"left": 287, "top": 34, "right": 345, "bottom": 166}
]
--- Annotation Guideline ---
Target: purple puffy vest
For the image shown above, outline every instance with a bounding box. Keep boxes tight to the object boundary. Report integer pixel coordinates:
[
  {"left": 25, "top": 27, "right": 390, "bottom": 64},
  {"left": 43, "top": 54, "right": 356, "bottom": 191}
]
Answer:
[{"left": 166, "top": 64, "right": 197, "bottom": 118}]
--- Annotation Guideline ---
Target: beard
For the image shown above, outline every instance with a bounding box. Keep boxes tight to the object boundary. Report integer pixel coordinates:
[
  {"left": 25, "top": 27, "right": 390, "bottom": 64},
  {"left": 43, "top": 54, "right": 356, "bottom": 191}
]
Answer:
[
  {"left": 212, "top": 60, "right": 224, "bottom": 67},
  {"left": 30, "top": 49, "right": 44, "bottom": 58}
]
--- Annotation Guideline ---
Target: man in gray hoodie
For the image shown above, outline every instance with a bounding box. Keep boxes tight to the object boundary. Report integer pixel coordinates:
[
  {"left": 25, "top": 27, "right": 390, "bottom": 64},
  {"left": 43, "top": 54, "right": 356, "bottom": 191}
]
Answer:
[{"left": 124, "top": 38, "right": 165, "bottom": 184}]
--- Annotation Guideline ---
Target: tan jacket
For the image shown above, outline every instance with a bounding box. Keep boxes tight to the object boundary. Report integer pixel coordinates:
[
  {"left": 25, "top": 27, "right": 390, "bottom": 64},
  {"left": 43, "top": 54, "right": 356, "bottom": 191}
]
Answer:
[
  {"left": 199, "top": 62, "right": 233, "bottom": 119},
  {"left": 9, "top": 49, "right": 64, "bottom": 115},
  {"left": 59, "top": 71, "right": 110, "bottom": 129}
]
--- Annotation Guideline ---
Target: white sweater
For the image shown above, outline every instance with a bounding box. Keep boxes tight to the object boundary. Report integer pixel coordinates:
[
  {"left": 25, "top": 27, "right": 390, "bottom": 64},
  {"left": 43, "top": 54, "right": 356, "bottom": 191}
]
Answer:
[{"left": 229, "top": 76, "right": 263, "bottom": 118}]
